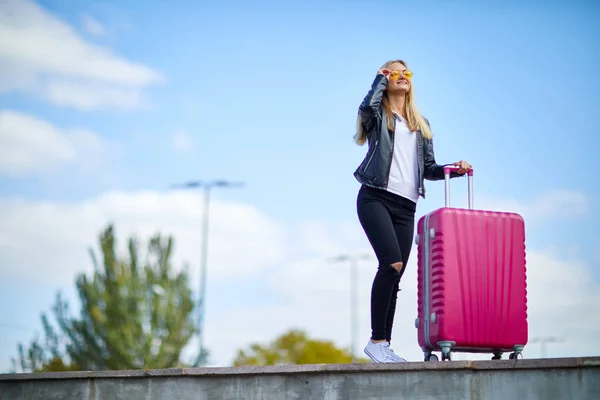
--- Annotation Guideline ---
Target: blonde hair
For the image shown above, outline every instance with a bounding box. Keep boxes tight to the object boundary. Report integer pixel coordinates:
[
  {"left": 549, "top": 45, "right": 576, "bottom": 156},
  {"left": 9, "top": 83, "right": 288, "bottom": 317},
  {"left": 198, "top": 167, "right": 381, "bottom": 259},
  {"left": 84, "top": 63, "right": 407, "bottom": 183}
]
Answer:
[{"left": 354, "top": 59, "right": 432, "bottom": 145}]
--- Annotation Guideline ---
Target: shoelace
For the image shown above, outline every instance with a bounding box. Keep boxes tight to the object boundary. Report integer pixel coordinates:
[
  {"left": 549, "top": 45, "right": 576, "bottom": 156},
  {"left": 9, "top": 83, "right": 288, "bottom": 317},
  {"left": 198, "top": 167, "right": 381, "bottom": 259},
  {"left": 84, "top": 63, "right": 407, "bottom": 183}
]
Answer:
[
  {"left": 382, "top": 343, "right": 395, "bottom": 358},
  {"left": 384, "top": 343, "right": 404, "bottom": 361}
]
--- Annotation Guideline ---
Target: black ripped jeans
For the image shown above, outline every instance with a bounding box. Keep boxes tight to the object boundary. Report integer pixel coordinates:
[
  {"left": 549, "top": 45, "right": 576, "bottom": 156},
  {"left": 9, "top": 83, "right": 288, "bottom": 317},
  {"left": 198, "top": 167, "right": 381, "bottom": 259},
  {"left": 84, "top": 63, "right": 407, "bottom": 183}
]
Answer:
[{"left": 356, "top": 185, "right": 416, "bottom": 342}]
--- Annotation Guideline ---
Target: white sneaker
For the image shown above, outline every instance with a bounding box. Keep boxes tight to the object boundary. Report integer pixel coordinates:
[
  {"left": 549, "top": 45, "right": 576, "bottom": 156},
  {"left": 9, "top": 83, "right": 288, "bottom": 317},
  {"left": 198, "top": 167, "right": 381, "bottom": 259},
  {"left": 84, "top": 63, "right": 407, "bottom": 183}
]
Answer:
[
  {"left": 386, "top": 342, "right": 407, "bottom": 362},
  {"left": 363, "top": 340, "right": 396, "bottom": 363}
]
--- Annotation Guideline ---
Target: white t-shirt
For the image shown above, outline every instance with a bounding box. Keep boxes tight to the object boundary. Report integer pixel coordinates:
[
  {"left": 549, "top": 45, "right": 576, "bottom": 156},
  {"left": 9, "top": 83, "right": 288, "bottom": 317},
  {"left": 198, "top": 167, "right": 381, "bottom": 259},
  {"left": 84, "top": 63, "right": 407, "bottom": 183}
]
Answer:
[{"left": 386, "top": 112, "right": 420, "bottom": 203}]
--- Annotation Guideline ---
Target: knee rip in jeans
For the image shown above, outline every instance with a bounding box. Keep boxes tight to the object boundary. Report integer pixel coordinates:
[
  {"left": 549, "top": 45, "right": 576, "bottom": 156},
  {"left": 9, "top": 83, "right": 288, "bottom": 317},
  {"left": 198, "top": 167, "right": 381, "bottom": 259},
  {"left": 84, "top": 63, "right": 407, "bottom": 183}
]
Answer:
[
  {"left": 376, "top": 263, "right": 400, "bottom": 278},
  {"left": 376, "top": 263, "right": 402, "bottom": 278},
  {"left": 391, "top": 261, "right": 403, "bottom": 273}
]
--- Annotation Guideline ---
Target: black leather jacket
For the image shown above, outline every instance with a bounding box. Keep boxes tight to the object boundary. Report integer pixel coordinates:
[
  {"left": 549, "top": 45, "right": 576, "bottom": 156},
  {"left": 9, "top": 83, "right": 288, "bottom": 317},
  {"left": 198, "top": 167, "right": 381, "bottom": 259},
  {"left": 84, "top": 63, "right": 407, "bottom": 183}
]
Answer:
[{"left": 353, "top": 74, "right": 460, "bottom": 199}]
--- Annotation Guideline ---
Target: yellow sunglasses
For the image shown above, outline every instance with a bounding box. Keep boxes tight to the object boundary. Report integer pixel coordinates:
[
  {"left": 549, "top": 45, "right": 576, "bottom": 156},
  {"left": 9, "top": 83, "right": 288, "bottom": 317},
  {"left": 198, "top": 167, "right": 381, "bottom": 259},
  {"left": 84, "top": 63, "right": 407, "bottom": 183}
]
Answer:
[{"left": 390, "top": 70, "right": 413, "bottom": 80}]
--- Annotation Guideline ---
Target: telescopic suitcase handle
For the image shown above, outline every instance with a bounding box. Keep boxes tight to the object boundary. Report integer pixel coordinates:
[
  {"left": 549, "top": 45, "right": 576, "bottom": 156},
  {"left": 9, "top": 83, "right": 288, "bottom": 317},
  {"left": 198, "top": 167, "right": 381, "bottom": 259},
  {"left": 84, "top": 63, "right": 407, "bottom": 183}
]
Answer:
[{"left": 443, "top": 166, "right": 474, "bottom": 209}]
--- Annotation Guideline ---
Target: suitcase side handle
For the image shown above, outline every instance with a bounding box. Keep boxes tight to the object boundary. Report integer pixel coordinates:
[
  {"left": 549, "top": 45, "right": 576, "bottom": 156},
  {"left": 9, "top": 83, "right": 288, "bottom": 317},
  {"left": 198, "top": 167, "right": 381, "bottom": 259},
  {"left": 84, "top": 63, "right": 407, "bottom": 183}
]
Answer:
[{"left": 443, "top": 166, "right": 474, "bottom": 209}]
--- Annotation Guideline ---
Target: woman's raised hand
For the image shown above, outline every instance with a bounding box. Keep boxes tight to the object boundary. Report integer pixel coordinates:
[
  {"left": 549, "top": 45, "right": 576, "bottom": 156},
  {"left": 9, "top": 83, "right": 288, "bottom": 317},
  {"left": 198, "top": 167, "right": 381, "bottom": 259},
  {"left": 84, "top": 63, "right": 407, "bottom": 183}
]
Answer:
[{"left": 377, "top": 68, "right": 392, "bottom": 77}]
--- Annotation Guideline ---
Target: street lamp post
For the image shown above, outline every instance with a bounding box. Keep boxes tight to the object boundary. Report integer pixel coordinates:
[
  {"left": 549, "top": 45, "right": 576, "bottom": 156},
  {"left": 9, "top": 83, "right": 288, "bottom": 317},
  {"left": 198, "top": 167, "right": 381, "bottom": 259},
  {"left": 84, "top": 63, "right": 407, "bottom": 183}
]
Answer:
[
  {"left": 170, "top": 179, "right": 244, "bottom": 366},
  {"left": 328, "top": 253, "right": 372, "bottom": 363}
]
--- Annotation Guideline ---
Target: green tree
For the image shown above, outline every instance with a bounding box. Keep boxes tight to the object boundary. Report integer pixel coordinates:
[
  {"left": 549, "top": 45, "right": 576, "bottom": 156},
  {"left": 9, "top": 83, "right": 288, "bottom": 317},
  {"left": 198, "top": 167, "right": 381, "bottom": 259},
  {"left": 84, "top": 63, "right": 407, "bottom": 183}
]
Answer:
[
  {"left": 14, "top": 312, "right": 81, "bottom": 373},
  {"left": 13, "top": 224, "right": 198, "bottom": 372},
  {"left": 232, "top": 329, "right": 370, "bottom": 366}
]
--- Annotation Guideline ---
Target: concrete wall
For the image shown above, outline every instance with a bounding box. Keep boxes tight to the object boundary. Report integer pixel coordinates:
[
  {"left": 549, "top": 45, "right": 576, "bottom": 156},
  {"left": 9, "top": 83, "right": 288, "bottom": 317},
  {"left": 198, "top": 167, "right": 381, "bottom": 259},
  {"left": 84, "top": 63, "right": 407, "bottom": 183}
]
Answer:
[{"left": 1, "top": 357, "right": 599, "bottom": 400}]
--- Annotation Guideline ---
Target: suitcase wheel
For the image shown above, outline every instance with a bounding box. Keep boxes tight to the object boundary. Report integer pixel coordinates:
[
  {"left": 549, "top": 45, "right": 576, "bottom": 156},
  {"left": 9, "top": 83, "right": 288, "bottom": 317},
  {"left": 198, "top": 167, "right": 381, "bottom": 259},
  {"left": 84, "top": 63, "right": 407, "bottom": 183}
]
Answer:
[
  {"left": 438, "top": 341, "right": 455, "bottom": 361},
  {"left": 424, "top": 353, "right": 438, "bottom": 362},
  {"left": 509, "top": 345, "right": 525, "bottom": 360}
]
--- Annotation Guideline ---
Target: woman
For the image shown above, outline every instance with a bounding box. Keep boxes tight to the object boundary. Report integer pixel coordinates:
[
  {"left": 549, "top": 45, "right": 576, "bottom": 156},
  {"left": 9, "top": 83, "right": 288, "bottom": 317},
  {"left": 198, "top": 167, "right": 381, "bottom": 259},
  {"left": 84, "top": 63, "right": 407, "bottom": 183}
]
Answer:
[{"left": 354, "top": 60, "right": 471, "bottom": 363}]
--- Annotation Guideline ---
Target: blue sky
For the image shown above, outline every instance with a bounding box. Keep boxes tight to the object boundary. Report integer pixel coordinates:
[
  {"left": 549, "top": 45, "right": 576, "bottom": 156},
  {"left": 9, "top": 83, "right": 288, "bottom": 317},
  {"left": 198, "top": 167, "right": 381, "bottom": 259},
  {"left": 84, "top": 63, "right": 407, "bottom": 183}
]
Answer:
[{"left": 0, "top": 0, "right": 599, "bottom": 371}]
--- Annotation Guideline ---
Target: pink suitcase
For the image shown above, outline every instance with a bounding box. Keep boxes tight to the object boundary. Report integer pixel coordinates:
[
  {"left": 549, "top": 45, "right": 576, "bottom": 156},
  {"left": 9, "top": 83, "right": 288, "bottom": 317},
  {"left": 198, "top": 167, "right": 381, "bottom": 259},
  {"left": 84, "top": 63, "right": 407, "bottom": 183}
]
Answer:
[{"left": 415, "top": 166, "right": 528, "bottom": 361}]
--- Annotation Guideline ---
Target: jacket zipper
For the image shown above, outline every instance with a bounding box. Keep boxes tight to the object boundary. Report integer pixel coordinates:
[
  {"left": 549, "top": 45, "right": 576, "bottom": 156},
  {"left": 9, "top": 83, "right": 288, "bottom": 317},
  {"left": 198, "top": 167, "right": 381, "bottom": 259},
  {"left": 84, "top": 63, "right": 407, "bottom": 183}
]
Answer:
[
  {"left": 417, "top": 132, "right": 425, "bottom": 196},
  {"left": 385, "top": 119, "right": 395, "bottom": 188},
  {"left": 364, "top": 140, "right": 379, "bottom": 170}
]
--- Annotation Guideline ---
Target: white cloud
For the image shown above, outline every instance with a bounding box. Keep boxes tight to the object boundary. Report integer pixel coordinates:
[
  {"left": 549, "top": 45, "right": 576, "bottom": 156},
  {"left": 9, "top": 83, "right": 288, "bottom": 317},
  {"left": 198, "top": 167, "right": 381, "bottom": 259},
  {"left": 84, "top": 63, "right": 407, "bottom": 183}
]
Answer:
[
  {"left": 291, "top": 219, "right": 366, "bottom": 259},
  {"left": 483, "top": 191, "right": 588, "bottom": 220},
  {"left": 0, "top": 110, "right": 113, "bottom": 176},
  {"left": 81, "top": 14, "right": 105, "bottom": 37},
  {"left": 172, "top": 131, "right": 195, "bottom": 153},
  {"left": 0, "top": 0, "right": 163, "bottom": 110},
  {"left": 0, "top": 191, "right": 287, "bottom": 285},
  {"left": 0, "top": 189, "right": 597, "bottom": 369},
  {"left": 446, "top": 189, "right": 588, "bottom": 223},
  {"left": 44, "top": 80, "right": 144, "bottom": 111}
]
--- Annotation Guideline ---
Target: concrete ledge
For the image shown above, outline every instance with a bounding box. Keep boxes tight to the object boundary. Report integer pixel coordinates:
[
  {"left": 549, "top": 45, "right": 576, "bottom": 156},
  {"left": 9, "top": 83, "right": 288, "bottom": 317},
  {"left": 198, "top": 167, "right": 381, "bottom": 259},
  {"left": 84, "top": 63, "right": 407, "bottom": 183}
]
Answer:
[
  {"left": 1, "top": 357, "right": 599, "bottom": 400},
  {"left": 2, "top": 356, "right": 599, "bottom": 381}
]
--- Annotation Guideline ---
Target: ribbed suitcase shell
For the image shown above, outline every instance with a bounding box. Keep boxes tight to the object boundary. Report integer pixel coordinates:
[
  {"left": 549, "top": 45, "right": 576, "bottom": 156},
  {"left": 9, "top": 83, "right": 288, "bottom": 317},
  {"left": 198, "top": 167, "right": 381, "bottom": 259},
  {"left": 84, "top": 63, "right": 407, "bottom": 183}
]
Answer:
[{"left": 416, "top": 207, "right": 528, "bottom": 358}]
